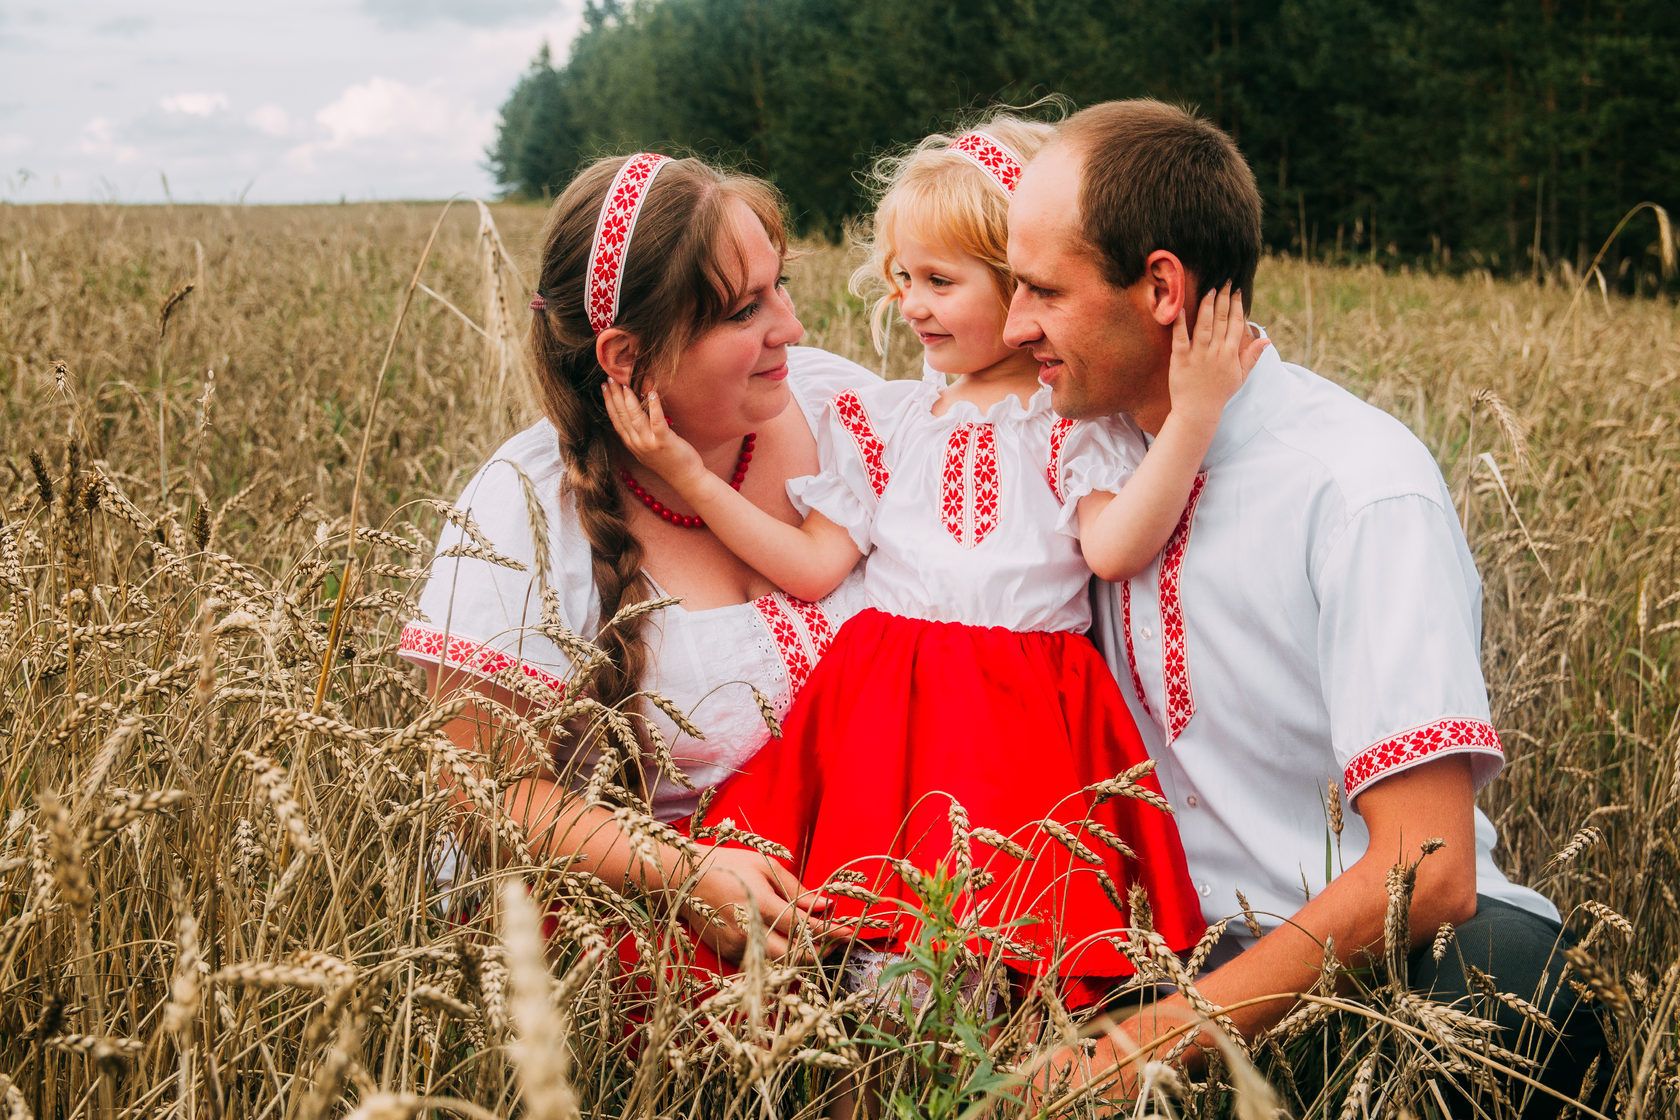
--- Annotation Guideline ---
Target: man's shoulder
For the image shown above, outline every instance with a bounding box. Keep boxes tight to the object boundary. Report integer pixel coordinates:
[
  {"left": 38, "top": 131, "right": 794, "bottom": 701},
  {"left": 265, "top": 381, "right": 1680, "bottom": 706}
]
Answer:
[{"left": 1254, "top": 359, "right": 1454, "bottom": 517}]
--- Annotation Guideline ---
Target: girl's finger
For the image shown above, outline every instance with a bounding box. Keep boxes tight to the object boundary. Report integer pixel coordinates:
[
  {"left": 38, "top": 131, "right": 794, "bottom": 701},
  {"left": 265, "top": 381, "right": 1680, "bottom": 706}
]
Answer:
[
  {"left": 1213, "top": 281, "right": 1233, "bottom": 337},
  {"left": 1172, "top": 306, "right": 1190, "bottom": 354},
  {"left": 1194, "top": 286, "right": 1218, "bottom": 344},
  {"left": 645, "top": 388, "right": 667, "bottom": 431}
]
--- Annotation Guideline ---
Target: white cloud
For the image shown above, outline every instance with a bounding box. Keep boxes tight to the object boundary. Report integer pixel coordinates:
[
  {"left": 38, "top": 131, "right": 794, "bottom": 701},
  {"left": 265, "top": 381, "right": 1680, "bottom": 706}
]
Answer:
[
  {"left": 159, "top": 91, "right": 230, "bottom": 117},
  {"left": 0, "top": 134, "right": 30, "bottom": 156},
  {"left": 78, "top": 116, "right": 138, "bottom": 164},
  {"left": 311, "top": 76, "right": 493, "bottom": 156},
  {"left": 247, "top": 103, "right": 291, "bottom": 136}
]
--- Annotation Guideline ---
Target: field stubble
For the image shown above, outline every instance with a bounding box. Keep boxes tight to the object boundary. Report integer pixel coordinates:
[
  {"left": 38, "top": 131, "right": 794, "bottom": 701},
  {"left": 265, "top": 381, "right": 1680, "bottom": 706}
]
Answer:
[{"left": 0, "top": 201, "right": 1676, "bottom": 1118}]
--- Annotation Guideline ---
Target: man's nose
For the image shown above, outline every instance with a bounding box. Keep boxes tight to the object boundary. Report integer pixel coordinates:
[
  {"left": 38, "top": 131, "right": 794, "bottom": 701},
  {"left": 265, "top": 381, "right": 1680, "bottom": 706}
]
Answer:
[{"left": 1002, "top": 286, "right": 1036, "bottom": 348}]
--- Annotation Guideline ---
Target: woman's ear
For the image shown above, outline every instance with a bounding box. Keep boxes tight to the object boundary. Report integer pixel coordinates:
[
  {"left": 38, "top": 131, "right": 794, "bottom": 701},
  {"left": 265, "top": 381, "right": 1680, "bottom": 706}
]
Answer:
[
  {"left": 1141, "top": 250, "right": 1191, "bottom": 327},
  {"left": 596, "top": 328, "right": 640, "bottom": 388}
]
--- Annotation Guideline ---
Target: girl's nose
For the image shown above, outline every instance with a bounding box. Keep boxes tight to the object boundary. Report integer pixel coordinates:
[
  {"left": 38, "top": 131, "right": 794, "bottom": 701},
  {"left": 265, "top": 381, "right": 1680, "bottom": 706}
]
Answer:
[{"left": 899, "top": 286, "right": 928, "bottom": 322}]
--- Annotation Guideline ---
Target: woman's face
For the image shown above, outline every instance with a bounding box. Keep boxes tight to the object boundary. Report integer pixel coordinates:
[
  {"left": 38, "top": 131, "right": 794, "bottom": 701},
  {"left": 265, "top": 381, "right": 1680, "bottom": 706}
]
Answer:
[{"left": 655, "top": 198, "right": 805, "bottom": 445}]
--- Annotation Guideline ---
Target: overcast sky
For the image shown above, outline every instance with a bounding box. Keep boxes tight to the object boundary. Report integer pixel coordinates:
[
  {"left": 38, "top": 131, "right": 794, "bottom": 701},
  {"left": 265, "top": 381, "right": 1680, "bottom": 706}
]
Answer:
[{"left": 0, "top": 0, "right": 584, "bottom": 204}]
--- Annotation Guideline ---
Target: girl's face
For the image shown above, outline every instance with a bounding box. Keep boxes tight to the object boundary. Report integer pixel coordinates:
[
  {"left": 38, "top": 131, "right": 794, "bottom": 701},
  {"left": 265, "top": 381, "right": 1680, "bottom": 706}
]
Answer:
[
  {"left": 892, "top": 227, "right": 1031, "bottom": 380},
  {"left": 656, "top": 198, "right": 805, "bottom": 444}
]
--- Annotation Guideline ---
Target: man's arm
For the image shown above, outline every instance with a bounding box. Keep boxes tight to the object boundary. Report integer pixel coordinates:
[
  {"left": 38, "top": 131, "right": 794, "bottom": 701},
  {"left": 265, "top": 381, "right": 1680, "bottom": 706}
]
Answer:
[{"left": 1030, "top": 755, "right": 1478, "bottom": 1103}]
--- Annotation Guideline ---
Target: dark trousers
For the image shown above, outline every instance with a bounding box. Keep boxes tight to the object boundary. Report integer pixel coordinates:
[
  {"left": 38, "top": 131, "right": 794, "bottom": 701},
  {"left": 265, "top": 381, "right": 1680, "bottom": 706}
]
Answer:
[{"left": 1405, "top": 895, "right": 1605, "bottom": 1119}]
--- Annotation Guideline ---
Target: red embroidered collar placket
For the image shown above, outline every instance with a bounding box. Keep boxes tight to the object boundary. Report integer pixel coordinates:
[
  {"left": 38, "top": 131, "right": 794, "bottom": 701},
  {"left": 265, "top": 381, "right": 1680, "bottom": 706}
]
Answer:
[
  {"left": 1122, "top": 472, "right": 1208, "bottom": 743},
  {"left": 940, "top": 424, "right": 1001, "bottom": 548}
]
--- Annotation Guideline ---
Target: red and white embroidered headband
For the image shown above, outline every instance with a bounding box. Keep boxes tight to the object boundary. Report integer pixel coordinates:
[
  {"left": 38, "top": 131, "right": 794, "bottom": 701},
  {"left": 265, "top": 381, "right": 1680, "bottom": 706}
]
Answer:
[
  {"left": 585, "top": 152, "right": 672, "bottom": 333},
  {"left": 950, "top": 131, "right": 1023, "bottom": 195}
]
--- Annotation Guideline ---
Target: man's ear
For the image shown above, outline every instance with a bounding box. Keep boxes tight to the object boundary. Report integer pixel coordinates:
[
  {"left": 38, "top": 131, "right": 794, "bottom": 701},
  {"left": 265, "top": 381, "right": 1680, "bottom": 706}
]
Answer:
[
  {"left": 1141, "top": 250, "right": 1191, "bottom": 327},
  {"left": 596, "top": 328, "right": 639, "bottom": 388}
]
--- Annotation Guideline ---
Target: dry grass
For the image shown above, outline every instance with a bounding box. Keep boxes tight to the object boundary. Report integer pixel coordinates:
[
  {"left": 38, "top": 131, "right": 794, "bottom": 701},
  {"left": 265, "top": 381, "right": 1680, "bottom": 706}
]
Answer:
[{"left": 1, "top": 201, "right": 1677, "bottom": 1118}]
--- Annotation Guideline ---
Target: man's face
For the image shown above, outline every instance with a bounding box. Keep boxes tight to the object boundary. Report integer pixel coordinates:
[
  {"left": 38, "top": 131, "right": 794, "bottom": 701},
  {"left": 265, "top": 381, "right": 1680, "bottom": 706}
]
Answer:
[{"left": 1003, "top": 143, "right": 1169, "bottom": 425}]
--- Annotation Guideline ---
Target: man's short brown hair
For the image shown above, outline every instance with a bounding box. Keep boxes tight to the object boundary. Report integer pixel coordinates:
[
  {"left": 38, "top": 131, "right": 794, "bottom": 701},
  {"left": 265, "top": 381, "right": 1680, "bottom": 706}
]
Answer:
[{"left": 1059, "top": 99, "right": 1262, "bottom": 310}]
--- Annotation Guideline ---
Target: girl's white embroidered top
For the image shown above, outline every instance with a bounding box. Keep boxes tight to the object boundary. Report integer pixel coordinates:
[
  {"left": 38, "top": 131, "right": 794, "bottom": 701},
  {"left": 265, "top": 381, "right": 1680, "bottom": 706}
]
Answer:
[
  {"left": 791, "top": 369, "right": 1134, "bottom": 633},
  {"left": 398, "top": 347, "right": 875, "bottom": 822}
]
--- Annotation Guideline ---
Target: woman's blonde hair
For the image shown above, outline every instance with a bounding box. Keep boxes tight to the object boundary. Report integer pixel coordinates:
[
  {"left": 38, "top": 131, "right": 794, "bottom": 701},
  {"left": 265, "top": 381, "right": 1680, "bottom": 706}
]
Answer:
[
  {"left": 527, "top": 155, "right": 787, "bottom": 742},
  {"left": 850, "top": 111, "right": 1057, "bottom": 352}
]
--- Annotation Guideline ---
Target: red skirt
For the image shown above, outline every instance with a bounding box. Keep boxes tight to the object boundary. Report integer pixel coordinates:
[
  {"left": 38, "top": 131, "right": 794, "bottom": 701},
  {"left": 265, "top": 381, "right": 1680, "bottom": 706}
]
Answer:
[{"left": 700, "top": 608, "right": 1205, "bottom": 1000}]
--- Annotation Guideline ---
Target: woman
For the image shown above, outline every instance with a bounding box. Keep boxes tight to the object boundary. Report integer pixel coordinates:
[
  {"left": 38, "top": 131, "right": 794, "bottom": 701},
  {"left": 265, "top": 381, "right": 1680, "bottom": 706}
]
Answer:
[{"left": 399, "top": 153, "right": 873, "bottom": 963}]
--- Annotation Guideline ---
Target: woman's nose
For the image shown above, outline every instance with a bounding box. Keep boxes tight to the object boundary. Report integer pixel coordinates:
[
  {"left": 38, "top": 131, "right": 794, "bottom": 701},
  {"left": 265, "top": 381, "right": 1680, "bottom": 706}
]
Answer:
[{"left": 768, "top": 285, "right": 804, "bottom": 346}]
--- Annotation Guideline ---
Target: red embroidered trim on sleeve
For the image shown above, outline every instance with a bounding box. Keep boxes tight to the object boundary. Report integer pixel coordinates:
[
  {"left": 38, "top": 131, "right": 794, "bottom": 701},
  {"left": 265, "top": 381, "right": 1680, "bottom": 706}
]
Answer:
[
  {"left": 939, "top": 423, "right": 1001, "bottom": 548},
  {"left": 831, "top": 391, "right": 890, "bottom": 498},
  {"left": 1343, "top": 718, "right": 1503, "bottom": 799},
  {"left": 752, "top": 592, "right": 836, "bottom": 704},
  {"left": 1046, "top": 418, "right": 1076, "bottom": 503},
  {"left": 1160, "top": 473, "right": 1207, "bottom": 743},
  {"left": 398, "top": 622, "right": 567, "bottom": 701}
]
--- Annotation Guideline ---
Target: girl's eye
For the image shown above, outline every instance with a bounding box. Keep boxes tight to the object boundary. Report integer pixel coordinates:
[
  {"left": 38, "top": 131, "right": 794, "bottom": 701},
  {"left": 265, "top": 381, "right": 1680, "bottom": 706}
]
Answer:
[
  {"left": 892, "top": 270, "right": 910, "bottom": 287},
  {"left": 777, "top": 274, "right": 790, "bottom": 288},
  {"left": 929, "top": 275, "right": 953, "bottom": 288}
]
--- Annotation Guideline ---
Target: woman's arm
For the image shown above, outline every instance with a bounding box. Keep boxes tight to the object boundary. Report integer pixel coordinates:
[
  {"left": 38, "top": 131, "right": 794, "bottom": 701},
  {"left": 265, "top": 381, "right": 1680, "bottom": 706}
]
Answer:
[
  {"left": 603, "top": 383, "right": 863, "bottom": 600},
  {"left": 427, "top": 666, "right": 842, "bottom": 962},
  {"left": 1076, "top": 286, "right": 1269, "bottom": 583}
]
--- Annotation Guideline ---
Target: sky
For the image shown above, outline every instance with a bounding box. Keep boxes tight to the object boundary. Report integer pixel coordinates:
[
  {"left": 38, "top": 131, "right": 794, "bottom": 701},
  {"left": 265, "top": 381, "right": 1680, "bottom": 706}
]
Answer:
[{"left": 0, "top": 0, "right": 585, "bottom": 204}]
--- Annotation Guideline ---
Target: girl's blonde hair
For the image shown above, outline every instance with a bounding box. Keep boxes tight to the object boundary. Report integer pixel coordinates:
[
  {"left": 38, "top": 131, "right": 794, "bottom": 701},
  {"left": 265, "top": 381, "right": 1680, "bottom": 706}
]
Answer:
[{"left": 850, "top": 111, "right": 1057, "bottom": 353}]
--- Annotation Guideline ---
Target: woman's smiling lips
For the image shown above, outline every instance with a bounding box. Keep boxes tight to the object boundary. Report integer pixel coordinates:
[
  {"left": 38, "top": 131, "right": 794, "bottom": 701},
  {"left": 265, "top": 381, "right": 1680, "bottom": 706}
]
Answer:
[{"left": 753, "top": 361, "right": 790, "bottom": 381}]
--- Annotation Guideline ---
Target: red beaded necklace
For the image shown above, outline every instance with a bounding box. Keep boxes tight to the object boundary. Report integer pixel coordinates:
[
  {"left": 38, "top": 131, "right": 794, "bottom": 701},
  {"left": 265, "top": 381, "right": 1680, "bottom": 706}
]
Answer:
[{"left": 619, "top": 434, "right": 755, "bottom": 529}]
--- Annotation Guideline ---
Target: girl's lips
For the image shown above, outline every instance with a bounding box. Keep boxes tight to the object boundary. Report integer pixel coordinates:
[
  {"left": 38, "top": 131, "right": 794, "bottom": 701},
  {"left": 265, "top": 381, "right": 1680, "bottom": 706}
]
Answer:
[{"left": 917, "top": 332, "right": 951, "bottom": 344}]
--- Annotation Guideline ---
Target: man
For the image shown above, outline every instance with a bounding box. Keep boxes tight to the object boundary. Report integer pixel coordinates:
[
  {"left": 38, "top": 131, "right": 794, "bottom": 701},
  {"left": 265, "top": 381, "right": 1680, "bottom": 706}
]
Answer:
[{"left": 1003, "top": 99, "right": 1599, "bottom": 1115}]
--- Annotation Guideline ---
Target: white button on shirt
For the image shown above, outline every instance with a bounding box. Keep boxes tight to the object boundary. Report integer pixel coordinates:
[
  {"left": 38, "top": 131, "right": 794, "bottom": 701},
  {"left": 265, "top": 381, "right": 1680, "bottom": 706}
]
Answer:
[{"left": 1091, "top": 346, "right": 1558, "bottom": 945}]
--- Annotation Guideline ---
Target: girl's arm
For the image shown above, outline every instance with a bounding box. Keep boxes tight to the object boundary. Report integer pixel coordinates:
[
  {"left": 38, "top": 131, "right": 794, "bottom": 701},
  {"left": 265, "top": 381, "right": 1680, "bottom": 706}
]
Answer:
[
  {"left": 1077, "top": 285, "right": 1270, "bottom": 583},
  {"left": 603, "top": 383, "right": 863, "bottom": 601}
]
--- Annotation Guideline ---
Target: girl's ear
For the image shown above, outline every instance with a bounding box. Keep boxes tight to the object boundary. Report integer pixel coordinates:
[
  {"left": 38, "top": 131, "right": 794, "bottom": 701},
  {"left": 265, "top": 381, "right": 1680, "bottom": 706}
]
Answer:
[
  {"left": 1141, "top": 250, "right": 1191, "bottom": 327},
  {"left": 596, "top": 328, "right": 640, "bottom": 388}
]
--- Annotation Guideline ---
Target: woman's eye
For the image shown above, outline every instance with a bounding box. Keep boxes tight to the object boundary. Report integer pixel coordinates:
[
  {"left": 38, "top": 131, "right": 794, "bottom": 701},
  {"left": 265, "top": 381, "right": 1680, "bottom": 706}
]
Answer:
[
  {"left": 729, "top": 301, "right": 759, "bottom": 323},
  {"left": 777, "top": 274, "right": 790, "bottom": 288}
]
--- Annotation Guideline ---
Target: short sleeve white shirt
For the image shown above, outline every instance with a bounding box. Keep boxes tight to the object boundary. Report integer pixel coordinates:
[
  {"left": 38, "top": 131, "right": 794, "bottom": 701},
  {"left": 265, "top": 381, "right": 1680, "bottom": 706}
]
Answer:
[
  {"left": 790, "top": 370, "right": 1136, "bottom": 632},
  {"left": 1089, "top": 345, "right": 1558, "bottom": 941},
  {"left": 398, "top": 346, "right": 876, "bottom": 822}
]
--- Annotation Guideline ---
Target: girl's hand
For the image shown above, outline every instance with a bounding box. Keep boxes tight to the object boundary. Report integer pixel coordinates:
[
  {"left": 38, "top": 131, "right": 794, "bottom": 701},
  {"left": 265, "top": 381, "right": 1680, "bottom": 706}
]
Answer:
[
  {"left": 602, "top": 382, "right": 706, "bottom": 492},
  {"left": 681, "top": 845, "right": 850, "bottom": 964},
  {"left": 1167, "top": 284, "right": 1271, "bottom": 431}
]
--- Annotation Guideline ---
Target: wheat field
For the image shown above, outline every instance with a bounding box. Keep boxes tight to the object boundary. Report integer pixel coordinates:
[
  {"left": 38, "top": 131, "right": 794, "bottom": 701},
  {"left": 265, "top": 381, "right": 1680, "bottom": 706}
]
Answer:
[{"left": 0, "top": 200, "right": 1676, "bottom": 1118}]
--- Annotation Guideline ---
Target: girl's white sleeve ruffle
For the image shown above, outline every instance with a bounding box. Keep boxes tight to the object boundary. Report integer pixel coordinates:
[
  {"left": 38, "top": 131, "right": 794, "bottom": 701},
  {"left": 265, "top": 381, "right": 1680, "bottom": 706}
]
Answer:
[
  {"left": 786, "top": 377, "right": 921, "bottom": 555},
  {"left": 398, "top": 421, "right": 598, "bottom": 706},
  {"left": 1050, "top": 415, "right": 1147, "bottom": 538}
]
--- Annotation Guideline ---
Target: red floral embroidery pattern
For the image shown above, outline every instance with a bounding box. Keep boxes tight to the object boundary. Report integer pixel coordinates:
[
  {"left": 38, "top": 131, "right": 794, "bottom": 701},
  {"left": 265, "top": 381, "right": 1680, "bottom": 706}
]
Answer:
[
  {"left": 939, "top": 424, "right": 1001, "bottom": 548},
  {"left": 1160, "top": 473, "right": 1208, "bottom": 743},
  {"left": 1343, "top": 718, "right": 1503, "bottom": 799},
  {"left": 752, "top": 593, "right": 837, "bottom": 702},
  {"left": 399, "top": 622, "right": 566, "bottom": 702},
  {"left": 1046, "top": 418, "right": 1076, "bottom": 502},
  {"left": 950, "top": 131, "right": 1023, "bottom": 194},
  {"left": 585, "top": 153, "right": 670, "bottom": 333},
  {"left": 1118, "top": 579, "right": 1155, "bottom": 718},
  {"left": 831, "top": 391, "right": 890, "bottom": 498}
]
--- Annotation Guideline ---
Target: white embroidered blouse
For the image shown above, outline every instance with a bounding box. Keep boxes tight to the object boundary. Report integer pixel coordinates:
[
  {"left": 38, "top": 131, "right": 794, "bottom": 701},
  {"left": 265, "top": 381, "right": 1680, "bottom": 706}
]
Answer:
[
  {"left": 398, "top": 347, "right": 876, "bottom": 822},
  {"left": 791, "top": 369, "right": 1134, "bottom": 633}
]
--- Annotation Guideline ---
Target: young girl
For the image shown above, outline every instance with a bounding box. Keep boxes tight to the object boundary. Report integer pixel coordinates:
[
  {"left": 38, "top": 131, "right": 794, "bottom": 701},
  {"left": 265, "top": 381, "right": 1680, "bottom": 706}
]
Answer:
[{"left": 604, "top": 116, "right": 1265, "bottom": 1005}]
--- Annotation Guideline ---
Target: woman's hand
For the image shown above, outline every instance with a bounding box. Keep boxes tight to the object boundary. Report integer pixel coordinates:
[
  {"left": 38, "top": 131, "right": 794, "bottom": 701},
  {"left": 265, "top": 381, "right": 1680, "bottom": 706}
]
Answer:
[
  {"left": 1166, "top": 284, "right": 1270, "bottom": 431},
  {"left": 680, "top": 845, "right": 849, "bottom": 964},
  {"left": 603, "top": 382, "right": 707, "bottom": 492}
]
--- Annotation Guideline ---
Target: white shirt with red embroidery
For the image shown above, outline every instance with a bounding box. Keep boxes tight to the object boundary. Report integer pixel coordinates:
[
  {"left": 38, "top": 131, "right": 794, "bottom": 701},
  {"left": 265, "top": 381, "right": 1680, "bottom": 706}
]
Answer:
[
  {"left": 789, "top": 369, "right": 1134, "bottom": 633},
  {"left": 397, "top": 347, "right": 875, "bottom": 822},
  {"left": 1088, "top": 344, "right": 1557, "bottom": 940}
]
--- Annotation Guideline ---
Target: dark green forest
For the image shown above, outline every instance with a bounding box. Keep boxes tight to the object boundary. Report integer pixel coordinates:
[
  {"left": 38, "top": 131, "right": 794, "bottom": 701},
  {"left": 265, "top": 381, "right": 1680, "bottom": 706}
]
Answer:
[{"left": 489, "top": 0, "right": 1679, "bottom": 285}]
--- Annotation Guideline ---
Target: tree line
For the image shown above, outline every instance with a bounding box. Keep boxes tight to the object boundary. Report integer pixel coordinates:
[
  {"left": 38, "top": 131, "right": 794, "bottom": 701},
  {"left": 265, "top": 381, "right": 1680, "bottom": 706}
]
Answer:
[{"left": 489, "top": 0, "right": 1679, "bottom": 287}]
